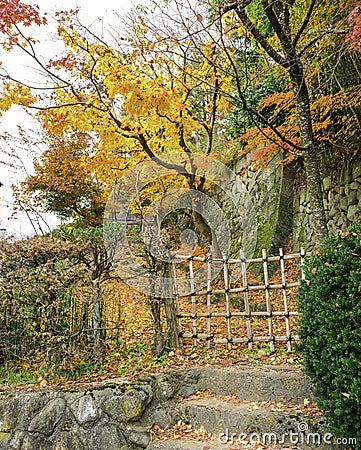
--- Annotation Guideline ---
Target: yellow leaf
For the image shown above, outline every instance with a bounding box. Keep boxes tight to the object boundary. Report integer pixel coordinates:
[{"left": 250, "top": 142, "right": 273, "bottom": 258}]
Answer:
[
  {"left": 341, "top": 392, "right": 350, "bottom": 398},
  {"left": 303, "top": 398, "right": 310, "bottom": 406},
  {"left": 40, "top": 379, "right": 48, "bottom": 387}
]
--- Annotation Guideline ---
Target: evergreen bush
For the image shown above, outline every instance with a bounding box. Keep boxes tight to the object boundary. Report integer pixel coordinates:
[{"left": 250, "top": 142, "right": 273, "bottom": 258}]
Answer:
[{"left": 299, "top": 222, "right": 361, "bottom": 448}]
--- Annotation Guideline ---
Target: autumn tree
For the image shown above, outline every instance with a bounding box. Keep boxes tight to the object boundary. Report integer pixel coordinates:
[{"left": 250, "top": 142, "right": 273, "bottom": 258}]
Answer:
[
  {"left": 0, "top": 2, "right": 235, "bottom": 354},
  {"left": 0, "top": 1, "right": 229, "bottom": 230},
  {"left": 139, "top": 0, "right": 359, "bottom": 244},
  {"left": 224, "top": 2, "right": 361, "bottom": 170},
  {"left": 219, "top": 0, "right": 346, "bottom": 245},
  {"left": 1, "top": 0, "right": 357, "bottom": 353},
  {"left": 25, "top": 132, "right": 106, "bottom": 227}
]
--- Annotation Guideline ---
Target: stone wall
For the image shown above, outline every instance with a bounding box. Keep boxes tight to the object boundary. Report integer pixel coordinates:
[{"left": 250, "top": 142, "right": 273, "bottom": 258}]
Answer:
[
  {"left": 0, "top": 367, "right": 315, "bottom": 450},
  {"left": 232, "top": 154, "right": 361, "bottom": 254},
  {"left": 0, "top": 378, "right": 153, "bottom": 450},
  {"left": 231, "top": 152, "right": 295, "bottom": 257},
  {"left": 0, "top": 370, "right": 191, "bottom": 450},
  {"left": 293, "top": 161, "right": 361, "bottom": 251}
]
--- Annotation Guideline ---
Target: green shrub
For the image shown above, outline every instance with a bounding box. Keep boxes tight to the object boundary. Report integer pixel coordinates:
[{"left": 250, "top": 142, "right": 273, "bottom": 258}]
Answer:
[{"left": 298, "top": 222, "right": 361, "bottom": 447}]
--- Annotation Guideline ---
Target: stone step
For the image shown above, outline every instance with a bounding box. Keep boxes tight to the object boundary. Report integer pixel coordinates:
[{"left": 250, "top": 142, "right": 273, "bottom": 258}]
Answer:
[
  {"left": 190, "top": 366, "right": 312, "bottom": 404},
  {"left": 151, "top": 434, "right": 336, "bottom": 450},
  {"left": 147, "top": 366, "right": 333, "bottom": 450},
  {"left": 151, "top": 438, "right": 248, "bottom": 449},
  {"left": 173, "top": 396, "right": 329, "bottom": 450}
]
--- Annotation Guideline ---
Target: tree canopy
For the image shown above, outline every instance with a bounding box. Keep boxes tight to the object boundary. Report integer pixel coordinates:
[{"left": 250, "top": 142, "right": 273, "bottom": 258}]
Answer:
[{"left": 0, "top": 0, "right": 360, "bottom": 243}]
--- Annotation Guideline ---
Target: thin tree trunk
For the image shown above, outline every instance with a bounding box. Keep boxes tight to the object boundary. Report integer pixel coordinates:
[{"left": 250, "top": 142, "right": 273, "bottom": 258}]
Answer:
[
  {"left": 164, "top": 296, "right": 179, "bottom": 348},
  {"left": 161, "top": 262, "right": 180, "bottom": 349},
  {"left": 302, "top": 149, "right": 328, "bottom": 244},
  {"left": 149, "top": 296, "right": 165, "bottom": 357},
  {"left": 185, "top": 174, "right": 222, "bottom": 256},
  {"left": 290, "top": 70, "right": 328, "bottom": 245},
  {"left": 226, "top": 1, "right": 328, "bottom": 246},
  {"left": 92, "top": 277, "right": 103, "bottom": 361}
]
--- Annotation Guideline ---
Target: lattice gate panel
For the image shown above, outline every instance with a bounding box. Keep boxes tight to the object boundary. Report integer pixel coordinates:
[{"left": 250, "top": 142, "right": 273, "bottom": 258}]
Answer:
[{"left": 172, "top": 249, "right": 308, "bottom": 352}]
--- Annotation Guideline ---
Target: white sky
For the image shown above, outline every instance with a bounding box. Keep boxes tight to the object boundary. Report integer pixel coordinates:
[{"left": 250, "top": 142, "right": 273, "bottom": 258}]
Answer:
[{"left": 0, "top": 0, "right": 142, "bottom": 237}]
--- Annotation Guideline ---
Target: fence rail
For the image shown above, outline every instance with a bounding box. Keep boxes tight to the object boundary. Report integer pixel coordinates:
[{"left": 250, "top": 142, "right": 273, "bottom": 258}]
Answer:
[{"left": 171, "top": 248, "right": 309, "bottom": 352}]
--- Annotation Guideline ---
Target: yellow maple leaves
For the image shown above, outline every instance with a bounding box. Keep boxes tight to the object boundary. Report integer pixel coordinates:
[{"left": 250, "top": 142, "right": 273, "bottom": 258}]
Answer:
[
  {"left": 0, "top": 4, "right": 238, "bottom": 188},
  {"left": 0, "top": 83, "right": 35, "bottom": 114}
]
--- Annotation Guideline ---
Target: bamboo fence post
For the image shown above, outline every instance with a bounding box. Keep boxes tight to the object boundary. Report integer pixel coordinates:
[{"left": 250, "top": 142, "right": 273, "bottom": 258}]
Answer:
[
  {"left": 300, "top": 247, "right": 306, "bottom": 280},
  {"left": 172, "top": 260, "right": 183, "bottom": 347},
  {"left": 240, "top": 249, "right": 253, "bottom": 350},
  {"left": 206, "top": 254, "right": 212, "bottom": 349},
  {"left": 279, "top": 248, "right": 291, "bottom": 352},
  {"left": 223, "top": 256, "right": 232, "bottom": 350},
  {"left": 189, "top": 256, "right": 197, "bottom": 346},
  {"left": 262, "top": 249, "right": 274, "bottom": 352}
]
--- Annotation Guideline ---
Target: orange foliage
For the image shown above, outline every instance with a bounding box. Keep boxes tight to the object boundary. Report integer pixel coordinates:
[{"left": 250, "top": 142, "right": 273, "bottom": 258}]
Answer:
[
  {"left": 346, "top": 3, "right": 361, "bottom": 51},
  {"left": 0, "top": 0, "right": 46, "bottom": 48},
  {"left": 24, "top": 132, "right": 108, "bottom": 226}
]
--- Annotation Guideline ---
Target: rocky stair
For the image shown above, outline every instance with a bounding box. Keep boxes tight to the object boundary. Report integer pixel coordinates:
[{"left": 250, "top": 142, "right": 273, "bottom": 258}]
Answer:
[{"left": 149, "top": 366, "right": 331, "bottom": 450}]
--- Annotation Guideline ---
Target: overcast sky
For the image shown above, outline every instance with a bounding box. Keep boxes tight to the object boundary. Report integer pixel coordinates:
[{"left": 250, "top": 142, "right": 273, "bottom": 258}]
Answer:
[{"left": 0, "top": 0, "right": 143, "bottom": 237}]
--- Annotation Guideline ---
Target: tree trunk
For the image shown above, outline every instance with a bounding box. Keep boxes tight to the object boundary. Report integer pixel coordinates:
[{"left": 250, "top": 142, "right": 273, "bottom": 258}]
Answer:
[
  {"left": 149, "top": 296, "right": 165, "bottom": 357},
  {"left": 226, "top": 1, "right": 329, "bottom": 246},
  {"left": 161, "top": 262, "right": 180, "bottom": 349},
  {"left": 290, "top": 70, "right": 328, "bottom": 245},
  {"left": 92, "top": 277, "right": 103, "bottom": 361},
  {"left": 302, "top": 149, "right": 328, "bottom": 244},
  {"left": 164, "top": 296, "right": 180, "bottom": 348},
  {"left": 185, "top": 174, "right": 222, "bottom": 256}
]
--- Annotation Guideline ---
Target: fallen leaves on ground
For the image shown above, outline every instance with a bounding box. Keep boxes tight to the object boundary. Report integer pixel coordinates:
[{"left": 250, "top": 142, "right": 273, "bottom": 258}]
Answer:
[
  {"left": 151, "top": 420, "right": 294, "bottom": 449},
  {"left": 0, "top": 258, "right": 305, "bottom": 392},
  {"left": 180, "top": 389, "right": 323, "bottom": 416}
]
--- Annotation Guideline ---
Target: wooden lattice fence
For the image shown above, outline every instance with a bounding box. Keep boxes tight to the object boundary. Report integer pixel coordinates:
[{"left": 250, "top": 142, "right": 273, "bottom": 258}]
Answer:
[{"left": 171, "top": 248, "right": 309, "bottom": 352}]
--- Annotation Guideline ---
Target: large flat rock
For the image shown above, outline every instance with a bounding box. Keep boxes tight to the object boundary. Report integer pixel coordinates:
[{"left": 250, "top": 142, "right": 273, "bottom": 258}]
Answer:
[
  {"left": 194, "top": 366, "right": 312, "bottom": 404},
  {"left": 177, "top": 397, "right": 328, "bottom": 448}
]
